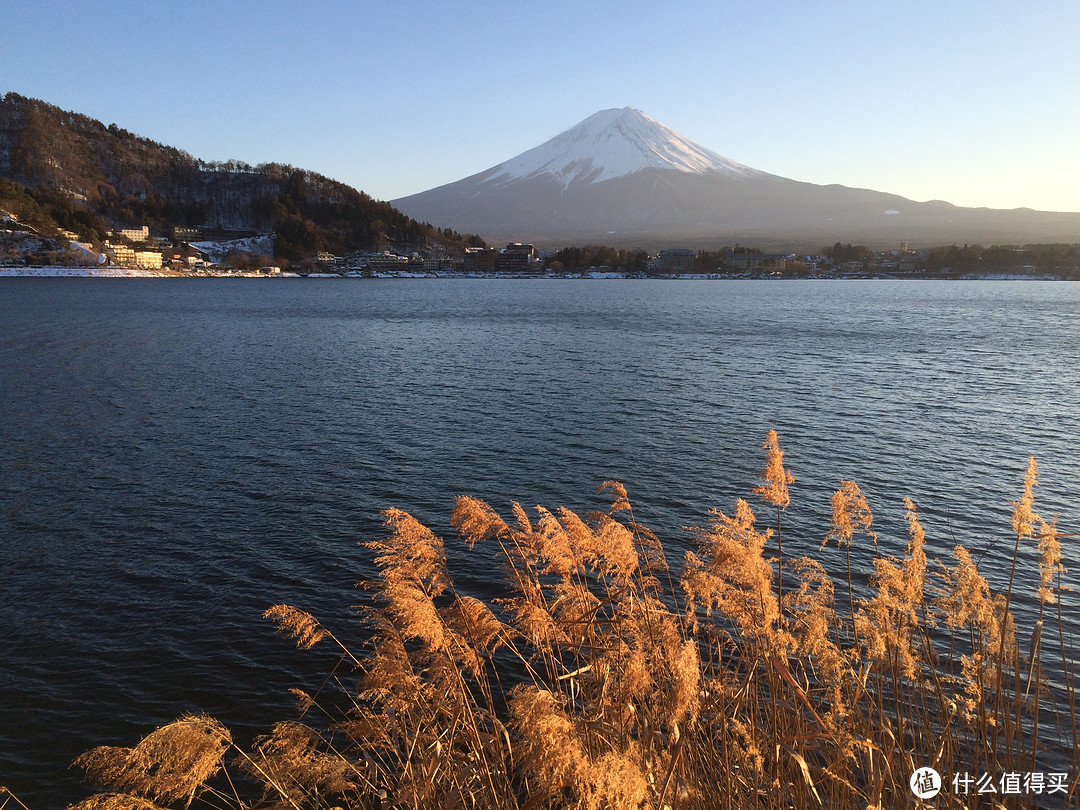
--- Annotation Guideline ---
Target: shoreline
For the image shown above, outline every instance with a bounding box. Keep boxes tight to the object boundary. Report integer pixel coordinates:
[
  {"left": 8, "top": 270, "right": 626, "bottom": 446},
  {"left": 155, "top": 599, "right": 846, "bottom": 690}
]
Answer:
[
  {"left": 0, "top": 265, "right": 172, "bottom": 277},
  {"left": 0, "top": 266, "right": 1066, "bottom": 281}
]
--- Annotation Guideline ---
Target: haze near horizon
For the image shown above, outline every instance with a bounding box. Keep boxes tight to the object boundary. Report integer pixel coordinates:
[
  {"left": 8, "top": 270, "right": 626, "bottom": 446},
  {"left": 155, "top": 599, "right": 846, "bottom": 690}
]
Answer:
[{"left": 2, "top": 0, "right": 1078, "bottom": 213}]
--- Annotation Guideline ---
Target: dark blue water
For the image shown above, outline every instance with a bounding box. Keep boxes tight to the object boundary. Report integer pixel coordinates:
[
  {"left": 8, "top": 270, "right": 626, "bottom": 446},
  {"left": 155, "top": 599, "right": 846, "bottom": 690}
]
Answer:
[{"left": 2, "top": 279, "right": 1078, "bottom": 806}]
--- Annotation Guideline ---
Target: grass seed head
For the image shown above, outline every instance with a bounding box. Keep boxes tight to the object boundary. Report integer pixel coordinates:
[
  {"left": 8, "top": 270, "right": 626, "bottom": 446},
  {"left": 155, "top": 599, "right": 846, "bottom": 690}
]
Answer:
[
  {"left": 826, "top": 480, "right": 877, "bottom": 550},
  {"left": 264, "top": 604, "right": 328, "bottom": 649},
  {"left": 1010, "top": 456, "right": 1039, "bottom": 539},
  {"left": 74, "top": 715, "right": 231, "bottom": 804},
  {"left": 753, "top": 430, "right": 795, "bottom": 510}
]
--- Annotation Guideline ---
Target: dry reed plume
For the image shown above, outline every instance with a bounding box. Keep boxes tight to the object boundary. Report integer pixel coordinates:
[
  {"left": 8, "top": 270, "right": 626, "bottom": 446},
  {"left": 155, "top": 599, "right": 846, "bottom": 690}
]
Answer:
[{"left": 66, "top": 435, "right": 1079, "bottom": 809}]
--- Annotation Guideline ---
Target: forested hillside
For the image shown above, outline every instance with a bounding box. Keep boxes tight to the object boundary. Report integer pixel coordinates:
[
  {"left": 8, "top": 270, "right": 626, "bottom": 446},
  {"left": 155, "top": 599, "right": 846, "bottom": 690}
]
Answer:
[{"left": 0, "top": 93, "right": 484, "bottom": 261}]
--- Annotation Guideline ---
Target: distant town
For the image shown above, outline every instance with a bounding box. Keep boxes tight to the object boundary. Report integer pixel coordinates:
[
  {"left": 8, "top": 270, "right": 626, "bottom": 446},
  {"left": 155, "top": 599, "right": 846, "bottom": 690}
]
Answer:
[{"left": 2, "top": 212, "right": 1079, "bottom": 280}]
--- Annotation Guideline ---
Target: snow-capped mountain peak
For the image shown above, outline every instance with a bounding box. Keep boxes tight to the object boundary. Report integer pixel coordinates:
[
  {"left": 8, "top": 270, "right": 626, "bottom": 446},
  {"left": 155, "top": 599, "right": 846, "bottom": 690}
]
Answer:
[
  {"left": 392, "top": 107, "right": 1080, "bottom": 248},
  {"left": 485, "top": 107, "right": 760, "bottom": 188}
]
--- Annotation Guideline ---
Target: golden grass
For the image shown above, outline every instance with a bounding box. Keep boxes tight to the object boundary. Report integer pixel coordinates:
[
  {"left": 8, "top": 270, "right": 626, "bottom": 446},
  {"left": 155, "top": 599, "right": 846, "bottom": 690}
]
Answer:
[
  {"left": 72, "top": 716, "right": 231, "bottom": 808},
  {"left": 66, "top": 435, "right": 1079, "bottom": 809}
]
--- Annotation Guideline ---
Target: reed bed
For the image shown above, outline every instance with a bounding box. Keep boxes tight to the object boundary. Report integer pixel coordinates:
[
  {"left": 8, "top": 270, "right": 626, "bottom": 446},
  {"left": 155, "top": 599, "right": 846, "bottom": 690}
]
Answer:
[{"left": 57, "top": 433, "right": 1078, "bottom": 809}]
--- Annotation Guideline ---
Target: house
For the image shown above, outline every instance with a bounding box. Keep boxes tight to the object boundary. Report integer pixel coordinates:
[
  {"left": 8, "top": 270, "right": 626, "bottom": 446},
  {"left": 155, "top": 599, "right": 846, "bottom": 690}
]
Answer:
[
  {"left": 117, "top": 226, "right": 150, "bottom": 243},
  {"left": 656, "top": 248, "right": 695, "bottom": 273},
  {"left": 106, "top": 243, "right": 136, "bottom": 265},
  {"left": 172, "top": 226, "right": 203, "bottom": 243},
  {"left": 495, "top": 242, "right": 539, "bottom": 273},
  {"left": 366, "top": 252, "right": 409, "bottom": 273},
  {"left": 135, "top": 250, "right": 163, "bottom": 268},
  {"left": 462, "top": 247, "right": 497, "bottom": 272},
  {"left": 718, "top": 248, "right": 784, "bottom": 273}
]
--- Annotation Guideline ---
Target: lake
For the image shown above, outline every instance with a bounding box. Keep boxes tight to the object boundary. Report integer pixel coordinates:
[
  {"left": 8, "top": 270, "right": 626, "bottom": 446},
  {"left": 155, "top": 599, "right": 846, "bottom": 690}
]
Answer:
[{"left": 2, "top": 278, "right": 1078, "bottom": 806}]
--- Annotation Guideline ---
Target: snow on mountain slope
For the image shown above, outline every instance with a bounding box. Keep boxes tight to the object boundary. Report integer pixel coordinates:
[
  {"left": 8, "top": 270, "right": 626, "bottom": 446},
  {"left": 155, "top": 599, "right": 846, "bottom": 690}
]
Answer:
[{"left": 485, "top": 107, "right": 764, "bottom": 188}]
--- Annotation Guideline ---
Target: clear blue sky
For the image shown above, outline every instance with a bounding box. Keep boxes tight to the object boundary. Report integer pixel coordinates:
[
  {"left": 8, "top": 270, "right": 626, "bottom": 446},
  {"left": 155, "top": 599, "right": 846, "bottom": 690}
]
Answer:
[{"left": 4, "top": 0, "right": 1079, "bottom": 212}]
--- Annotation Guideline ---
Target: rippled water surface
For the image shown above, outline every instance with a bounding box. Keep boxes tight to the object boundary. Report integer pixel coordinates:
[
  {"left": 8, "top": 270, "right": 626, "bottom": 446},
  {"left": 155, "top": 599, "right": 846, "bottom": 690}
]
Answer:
[{"left": 2, "top": 279, "right": 1078, "bottom": 805}]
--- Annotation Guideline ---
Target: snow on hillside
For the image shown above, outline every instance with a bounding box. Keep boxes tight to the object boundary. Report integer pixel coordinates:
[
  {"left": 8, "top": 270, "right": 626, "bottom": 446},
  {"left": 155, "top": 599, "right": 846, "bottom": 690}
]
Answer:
[
  {"left": 190, "top": 234, "right": 274, "bottom": 263},
  {"left": 486, "top": 107, "right": 763, "bottom": 188}
]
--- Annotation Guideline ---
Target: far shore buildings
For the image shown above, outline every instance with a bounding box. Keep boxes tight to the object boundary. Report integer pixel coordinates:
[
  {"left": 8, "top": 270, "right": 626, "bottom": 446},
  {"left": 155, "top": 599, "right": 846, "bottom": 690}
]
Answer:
[
  {"left": 462, "top": 246, "right": 497, "bottom": 272},
  {"left": 365, "top": 251, "right": 409, "bottom": 273},
  {"left": 117, "top": 226, "right": 150, "bottom": 243},
  {"left": 656, "top": 248, "right": 695, "bottom": 273},
  {"left": 104, "top": 240, "right": 163, "bottom": 268},
  {"left": 460, "top": 243, "right": 541, "bottom": 273},
  {"left": 135, "top": 250, "right": 163, "bottom": 268},
  {"left": 103, "top": 224, "right": 161, "bottom": 267},
  {"left": 171, "top": 226, "right": 259, "bottom": 242},
  {"left": 718, "top": 247, "right": 788, "bottom": 274},
  {"left": 495, "top": 242, "right": 539, "bottom": 273},
  {"left": 172, "top": 226, "right": 202, "bottom": 243},
  {"left": 106, "top": 243, "right": 135, "bottom": 266}
]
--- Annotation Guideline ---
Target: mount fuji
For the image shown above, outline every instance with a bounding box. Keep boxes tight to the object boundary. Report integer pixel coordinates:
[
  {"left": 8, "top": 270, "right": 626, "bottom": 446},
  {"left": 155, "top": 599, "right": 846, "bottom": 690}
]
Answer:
[
  {"left": 472, "top": 107, "right": 767, "bottom": 188},
  {"left": 393, "top": 107, "right": 1080, "bottom": 249}
]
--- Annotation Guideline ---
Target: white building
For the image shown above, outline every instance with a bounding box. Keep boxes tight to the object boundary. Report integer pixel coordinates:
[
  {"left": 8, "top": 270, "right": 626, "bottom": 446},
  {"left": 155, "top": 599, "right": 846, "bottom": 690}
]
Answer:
[
  {"left": 135, "top": 250, "right": 162, "bottom": 268},
  {"left": 118, "top": 226, "right": 150, "bottom": 243}
]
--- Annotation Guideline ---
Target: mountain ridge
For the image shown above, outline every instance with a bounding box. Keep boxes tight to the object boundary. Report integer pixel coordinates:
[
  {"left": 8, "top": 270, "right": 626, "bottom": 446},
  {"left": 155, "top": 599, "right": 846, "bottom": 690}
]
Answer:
[{"left": 393, "top": 108, "right": 1080, "bottom": 250}]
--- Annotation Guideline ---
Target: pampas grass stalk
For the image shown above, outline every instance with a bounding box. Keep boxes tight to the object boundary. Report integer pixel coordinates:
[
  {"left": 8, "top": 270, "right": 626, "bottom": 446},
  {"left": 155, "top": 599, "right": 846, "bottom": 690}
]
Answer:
[
  {"left": 752, "top": 430, "right": 794, "bottom": 620},
  {"left": 0, "top": 788, "right": 32, "bottom": 810}
]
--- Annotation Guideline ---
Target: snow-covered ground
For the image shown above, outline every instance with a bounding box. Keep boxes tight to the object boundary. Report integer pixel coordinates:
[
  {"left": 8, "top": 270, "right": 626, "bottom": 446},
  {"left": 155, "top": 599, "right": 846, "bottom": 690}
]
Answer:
[
  {"left": 0, "top": 266, "right": 170, "bottom": 277},
  {"left": 960, "top": 273, "right": 1061, "bottom": 280}
]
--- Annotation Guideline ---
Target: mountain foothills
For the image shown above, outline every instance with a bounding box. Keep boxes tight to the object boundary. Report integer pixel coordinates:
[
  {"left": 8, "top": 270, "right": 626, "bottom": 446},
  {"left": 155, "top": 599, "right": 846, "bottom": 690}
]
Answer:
[
  {"left": 393, "top": 107, "right": 1080, "bottom": 250},
  {"left": 0, "top": 93, "right": 484, "bottom": 264}
]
